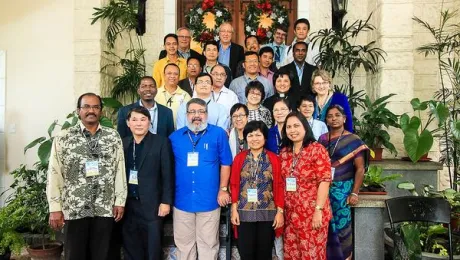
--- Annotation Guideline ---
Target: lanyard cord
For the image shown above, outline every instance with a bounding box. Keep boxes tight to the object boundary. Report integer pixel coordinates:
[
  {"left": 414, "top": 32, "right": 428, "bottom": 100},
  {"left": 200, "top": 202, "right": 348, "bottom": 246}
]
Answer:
[
  {"left": 328, "top": 129, "right": 345, "bottom": 159},
  {"left": 187, "top": 130, "right": 207, "bottom": 151},
  {"left": 289, "top": 145, "right": 302, "bottom": 177}
]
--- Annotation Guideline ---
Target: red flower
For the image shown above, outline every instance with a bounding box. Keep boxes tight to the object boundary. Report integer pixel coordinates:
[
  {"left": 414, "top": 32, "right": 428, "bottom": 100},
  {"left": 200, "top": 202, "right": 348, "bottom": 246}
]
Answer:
[
  {"left": 256, "top": 27, "right": 267, "bottom": 39},
  {"left": 201, "top": 0, "right": 215, "bottom": 11},
  {"left": 199, "top": 31, "right": 214, "bottom": 42}
]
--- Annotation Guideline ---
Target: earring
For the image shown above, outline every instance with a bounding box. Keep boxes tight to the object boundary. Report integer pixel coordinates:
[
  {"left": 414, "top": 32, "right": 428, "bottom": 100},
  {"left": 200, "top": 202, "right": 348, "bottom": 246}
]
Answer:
[{"left": 344, "top": 120, "right": 346, "bottom": 123}]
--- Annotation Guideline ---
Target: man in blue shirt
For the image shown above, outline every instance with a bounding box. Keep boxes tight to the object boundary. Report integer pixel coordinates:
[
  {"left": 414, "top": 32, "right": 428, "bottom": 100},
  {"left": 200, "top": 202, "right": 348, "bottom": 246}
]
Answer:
[
  {"left": 176, "top": 73, "right": 229, "bottom": 130},
  {"left": 263, "top": 25, "right": 288, "bottom": 68},
  {"left": 169, "top": 98, "right": 232, "bottom": 260}
]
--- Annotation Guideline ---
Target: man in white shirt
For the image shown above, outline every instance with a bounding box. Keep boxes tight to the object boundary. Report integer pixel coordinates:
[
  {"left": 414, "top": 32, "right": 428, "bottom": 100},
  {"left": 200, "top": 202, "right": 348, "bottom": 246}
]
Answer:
[
  {"left": 210, "top": 64, "right": 239, "bottom": 115},
  {"left": 281, "top": 18, "right": 319, "bottom": 66}
]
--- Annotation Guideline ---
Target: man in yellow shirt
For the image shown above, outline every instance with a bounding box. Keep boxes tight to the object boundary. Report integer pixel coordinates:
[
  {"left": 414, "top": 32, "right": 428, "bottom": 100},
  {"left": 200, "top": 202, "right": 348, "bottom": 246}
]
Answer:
[
  {"left": 155, "top": 63, "right": 191, "bottom": 128},
  {"left": 153, "top": 34, "right": 187, "bottom": 87}
]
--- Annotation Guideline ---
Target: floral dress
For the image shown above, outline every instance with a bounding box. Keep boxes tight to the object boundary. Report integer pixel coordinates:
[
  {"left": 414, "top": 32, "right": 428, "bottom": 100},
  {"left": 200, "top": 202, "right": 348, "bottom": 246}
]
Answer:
[{"left": 280, "top": 142, "right": 332, "bottom": 260}]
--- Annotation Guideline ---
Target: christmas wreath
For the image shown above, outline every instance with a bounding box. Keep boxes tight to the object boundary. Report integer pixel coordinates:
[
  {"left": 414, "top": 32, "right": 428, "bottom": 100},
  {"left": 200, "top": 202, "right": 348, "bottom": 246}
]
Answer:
[
  {"left": 244, "top": 0, "right": 290, "bottom": 44},
  {"left": 186, "top": 0, "right": 232, "bottom": 43}
]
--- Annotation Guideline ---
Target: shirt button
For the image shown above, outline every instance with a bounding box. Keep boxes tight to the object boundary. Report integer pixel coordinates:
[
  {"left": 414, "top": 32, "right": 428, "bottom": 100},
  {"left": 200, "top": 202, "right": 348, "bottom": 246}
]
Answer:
[
  {"left": 192, "top": 181, "right": 195, "bottom": 184},
  {"left": 192, "top": 171, "right": 195, "bottom": 174},
  {"left": 193, "top": 190, "right": 195, "bottom": 193}
]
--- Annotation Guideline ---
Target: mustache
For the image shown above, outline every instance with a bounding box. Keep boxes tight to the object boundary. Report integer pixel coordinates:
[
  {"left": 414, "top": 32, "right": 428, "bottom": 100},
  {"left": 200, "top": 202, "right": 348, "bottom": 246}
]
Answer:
[
  {"left": 192, "top": 117, "right": 202, "bottom": 122},
  {"left": 86, "top": 113, "right": 96, "bottom": 117}
]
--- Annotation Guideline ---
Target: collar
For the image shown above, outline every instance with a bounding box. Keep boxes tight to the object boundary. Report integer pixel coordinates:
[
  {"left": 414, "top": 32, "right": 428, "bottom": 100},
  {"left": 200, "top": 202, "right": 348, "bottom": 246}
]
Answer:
[
  {"left": 166, "top": 56, "right": 182, "bottom": 64},
  {"left": 161, "top": 85, "right": 183, "bottom": 95},
  {"left": 244, "top": 73, "right": 258, "bottom": 81},
  {"left": 178, "top": 49, "right": 190, "bottom": 55},
  {"left": 213, "top": 86, "right": 230, "bottom": 94},
  {"left": 219, "top": 42, "right": 232, "bottom": 50},
  {"left": 181, "top": 127, "right": 208, "bottom": 135},
  {"left": 138, "top": 100, "right": 157, "bottom": 111},
  {"left": 79, "top": 121, "right": 101, "bottom": 134},
  {"left": 259, "top": 69, "right": 274, "bottom": 78}
]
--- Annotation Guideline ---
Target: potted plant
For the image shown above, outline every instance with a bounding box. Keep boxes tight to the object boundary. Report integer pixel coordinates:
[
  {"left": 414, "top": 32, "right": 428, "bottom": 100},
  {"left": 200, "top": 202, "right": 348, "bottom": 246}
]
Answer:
[
  {"left": 360, "top": 165, "right": 402, "bottom": 194},
  {"left": 400, "top": 98, "right": 449, "bottom": 162},
  {"left": 355, "top": 93, "right": 399, "bottom": 160}
]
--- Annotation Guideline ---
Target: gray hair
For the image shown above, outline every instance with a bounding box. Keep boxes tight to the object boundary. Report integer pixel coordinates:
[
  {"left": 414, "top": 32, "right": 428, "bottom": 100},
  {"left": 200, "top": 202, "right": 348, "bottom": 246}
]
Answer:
[
  {"left": 177, "top": 27, "right": 191, "bottom": 34},
  {"left": 186, "top": 98, "right": 207, "bottom": 112}
]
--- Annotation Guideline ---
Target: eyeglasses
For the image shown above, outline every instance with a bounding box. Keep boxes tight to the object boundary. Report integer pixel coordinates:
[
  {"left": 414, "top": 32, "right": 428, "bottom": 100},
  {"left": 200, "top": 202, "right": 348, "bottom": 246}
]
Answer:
[
  {"left": 245, "top": 59, "right": 259, "bottom": 64},
  {"left": 187, "top": 110, "right": 207, "bottom": 115},
  {"left": 313, "top": 82, "right": 329, "bottom": 87},
  {"left": 275, "top": 31, "right": 287, "bottom": 37},
  {"left": 80, "top": 105, "right": 101, "bottom": 111},
  {"left": 211, "top": 73, "right": 227, "bottom": 78},
  {"left": 196, "top": 80, "right": 212, "bottom": 85},
  {"left": 273, "top": 108, "right": 289, "bottom": 113},
  {"left": 232, "top": 114, "right": 247, "bottom": 120},
  {"left": 220, "top": 30, "right": 233, "bottom": 34},
  {"left": 178, "top": 36, "right": 191, "bottom": 39},
  {"left": 187, "top": 64, "right": 200, "bottom": 68}
]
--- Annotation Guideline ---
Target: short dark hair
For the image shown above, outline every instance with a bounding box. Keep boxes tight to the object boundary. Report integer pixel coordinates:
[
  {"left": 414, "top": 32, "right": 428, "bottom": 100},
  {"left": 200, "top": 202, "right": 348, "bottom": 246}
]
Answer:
[
  {"left": 243, "top": 120, "right": 269, "bottom": 141},
  {"left": 127, "top": 106, "right": 151, "bottom": 121},
  {"left": 203, "top": 40, "right": 219, "bottom": 51},
  {"left": 259, "top": 46, "right": 274, "bottom": 57},
  {"left": 245, "top": 35, "right": 259, "bottom": 47},
  {"left": 281, "top": 111, "right": 316, "bottom": 149},
  {"left": 245, "top": 81, "right": 266, "bottom": 101},
  {"left": 244, "top": 51, "right": 259, "bottom": 59},
  {"left": 187, "top": 56, "right": 201, "bottom": 65},
  {"left": 275, "top": 25, "right": 288, "bottom": 33},
  {"left": 293, "top": 41, "right": 308, "bottom": 51},
  {"left": 139, "top": 76, "right": 156, "bottom": 88},
  {"left": 272, "top": 71, "right": 293, "bottom": 87},
  {"left": 294, "top": 18, "right": 310, "bottom": 31},
  {"left": 326, "top": 104, "right": 346, "bottom": 118},
  {"left": 210, "top": 64, "right": 227, "bottom": 75},
  {"left": 195, "top": 72, "right": 213, "bottom": 86},
  {"left": 297, "top": 95, "right": 316, "bottom": 108},
  {"left": 163, "top": 63, "right": 180, "bottom": 74},
  {"left": 164, "top": 33, "right": 178, "bottom": 45},
  {"left": 77, "top": 93, "right": 103, "bottom": 109},
  {"left": 230, "top": 103, "right": 249, "bottom": 118},
  {"left": 273, "top": 98, "right": 290, "bottom": 111}
]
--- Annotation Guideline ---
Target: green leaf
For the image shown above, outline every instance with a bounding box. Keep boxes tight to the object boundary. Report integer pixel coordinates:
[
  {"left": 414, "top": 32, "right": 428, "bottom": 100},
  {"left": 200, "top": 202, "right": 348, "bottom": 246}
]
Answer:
[
  {"left": 397, "top": 182, "right": 416, "bottom": 190},
  {"left": 429, "top": 102, "right": 449, "bottom": 126},
  {"left": 102, "top": 97, "right": 123, "bottom": 109},
  {"left": 400, "top": 114, "right": 410, "bottom": 132},
  {"left": 451, "top": 120, "right": 460, "bottom": 139},
  {"left": 411, "top": 98, "right": 428, "bottom": 111},
  {"left": 61, "top": 121, "right": 71, "bottom": 130},
  {"left": 38, "top": 140, "right": 52, "bottom": 166},
  {"left": 403, "top": 129, "right": 433, "bottom": 162},
  {"left": 47, "top": 120, "right": 58, "bottom": 137},
  {"left": 24, "top": 137, "right": 46, "bottom": 154},
  {"left": 99, "top": 117, "right": 114, "bottom": 128}
]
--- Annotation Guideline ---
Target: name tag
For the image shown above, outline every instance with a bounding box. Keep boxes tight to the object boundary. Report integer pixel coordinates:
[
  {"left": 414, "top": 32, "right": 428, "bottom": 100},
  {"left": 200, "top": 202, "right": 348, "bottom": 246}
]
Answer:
[
  {"left": 331, "top": 167, "right": 336, "bottom": 180},
  {"left": 286, "top": 177, "right": 297, "bottom": 192},
  {"left": 85, "top": 160, "right": 99, "bottom": 177},
  {"left": 187, "top": 152, "right": 199, "bottom": 167},
  {"left": 129, "top": 169, "right": 138, "bottom": 185},
  {"left": 247, "top": 188, "right": 258, "bottom": 202}
]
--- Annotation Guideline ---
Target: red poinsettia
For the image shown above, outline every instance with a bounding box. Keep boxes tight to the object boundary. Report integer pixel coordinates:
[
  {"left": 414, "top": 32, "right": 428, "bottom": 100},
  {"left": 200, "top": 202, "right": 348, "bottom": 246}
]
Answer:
[
  {"left": 199, "top": 31, "right": 214, "bottom": 42},
  {"left": 256, "top": 1, "right": 272, "bottom": 14},
  {"left": 256, "top": 27, "right": 267, "bottom": 40},
  {"left": 201, "top": 0, "right": 215, "bottom": 11}
]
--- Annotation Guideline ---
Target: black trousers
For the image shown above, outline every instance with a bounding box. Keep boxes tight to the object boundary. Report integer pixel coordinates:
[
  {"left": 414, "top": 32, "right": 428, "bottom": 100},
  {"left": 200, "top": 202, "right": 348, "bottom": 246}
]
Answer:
[
  {"left": 64, "top": 216, "right": 113, "bottom": 260},
  {"left": 237, "top": 221, "right": 274, "bottom": 260},
  {"left": 106, "top": 220, "right": 123, "bottom": 260},
  {"left": 122, "top": 198, "right": 164, "bottom": 260}
]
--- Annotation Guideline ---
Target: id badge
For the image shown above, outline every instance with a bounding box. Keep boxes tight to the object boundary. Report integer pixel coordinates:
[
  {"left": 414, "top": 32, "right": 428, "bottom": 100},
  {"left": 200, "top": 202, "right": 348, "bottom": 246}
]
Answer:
[
  {"left": 85, "top": 160, "right": 99, "bottom": 177},
  {"left": 187, "top": 152, "right": 199, "bottom": 167},
  {"left": 286, "top": 177, "right": 297, "bottom": 192},
  {"left": 331, "top": 167, "right": 336, "bottom": 180},
  {"left": 129, "top": 170, "right": 138, "bottom": 185},
  {"left": 247, "top": 188, "right": 258, "bottom": 202}
]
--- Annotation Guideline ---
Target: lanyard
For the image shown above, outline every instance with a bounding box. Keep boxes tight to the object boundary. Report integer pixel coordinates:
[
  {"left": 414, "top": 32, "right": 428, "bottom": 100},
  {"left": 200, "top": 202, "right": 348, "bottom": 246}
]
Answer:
[
  {"left": 132, "top": 141, "right": 137, "bottom": 170},
  {"left": 289, "top": 146, "right": 302, "bottom": 177},
  {"left": 328, "top": 129, "right": 345, "bottom": 159},
  {"left": 187, "top": 130, "right": 206, "bottom": 151},
  {"left": 250, "top": 152, "right": 263, "bottom": 187},
  {"left": 82, "top": 129, "right": 100, "bottom": 158},
  {"left": 275, "top": 128, "right": 282, "bottom": 154},
  {"left": 164, "top": 92, "right": 175, "bottom": 107},
  {"left": 212, "top": 91, "right": 223, "bottom": 103}
]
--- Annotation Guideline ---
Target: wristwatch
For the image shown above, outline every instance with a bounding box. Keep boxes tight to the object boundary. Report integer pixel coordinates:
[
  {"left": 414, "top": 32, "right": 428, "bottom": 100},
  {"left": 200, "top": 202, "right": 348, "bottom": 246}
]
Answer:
[
  {"left": 315, "top": 205, "right": 324, "bottom": 211},
  {"left": 220, "top": 186, "right": 228, "bottom": 192}
]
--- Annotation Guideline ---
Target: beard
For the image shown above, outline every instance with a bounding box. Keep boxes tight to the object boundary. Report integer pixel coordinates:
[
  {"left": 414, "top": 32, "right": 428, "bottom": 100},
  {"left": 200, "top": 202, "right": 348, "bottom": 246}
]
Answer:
[{"left": 187, "top": 118, "right": 208, "bottom": 132}]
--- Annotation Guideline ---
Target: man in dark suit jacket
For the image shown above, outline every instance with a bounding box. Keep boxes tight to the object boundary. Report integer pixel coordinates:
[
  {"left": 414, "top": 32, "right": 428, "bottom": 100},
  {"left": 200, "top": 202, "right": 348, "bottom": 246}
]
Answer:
[
  {"left": 177, "top": 57, "right": 201, "bottom": 96},
  {"left": 279, "top": 41, "right": 318, "bottom": 96},
  {"left": 117, "top": 76, "right": 174, "bottom": 139},
  {"left": 122, "top": 106, "right": 174, "bottom": 260},
  {"left": 217, "top": 22, "right": 245, "bottom": 78},
  {"left": 158, "top": 27, "right": 204, "bottom": 65}
]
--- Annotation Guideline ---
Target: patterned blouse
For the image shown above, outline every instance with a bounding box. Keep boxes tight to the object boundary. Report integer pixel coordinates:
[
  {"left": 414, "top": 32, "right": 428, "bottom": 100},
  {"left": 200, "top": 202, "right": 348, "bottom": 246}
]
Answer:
[
  {"left": 248, "top": 105, "right": 273, "bottom": 128},
  {"left": 238, "top": 151, "right": 277, "bottom": 222},
  {"left": 47, "top": 123, "right": 127, "bottom": 220}
]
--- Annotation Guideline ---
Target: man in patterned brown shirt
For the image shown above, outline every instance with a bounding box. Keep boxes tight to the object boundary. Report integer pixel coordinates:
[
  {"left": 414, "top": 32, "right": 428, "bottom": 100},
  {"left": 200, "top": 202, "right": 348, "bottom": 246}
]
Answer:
[{"left": 46, "top": 93, "right": 127, "bottom": 260}]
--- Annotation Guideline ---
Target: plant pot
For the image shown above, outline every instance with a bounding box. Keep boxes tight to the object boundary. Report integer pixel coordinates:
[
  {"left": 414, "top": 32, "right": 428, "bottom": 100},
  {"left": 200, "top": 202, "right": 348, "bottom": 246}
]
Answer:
[
  {"left": 26, "top": 241, "right": 63, "bottom": 260},
  {"left": 370, "top": 147, "right": 383, "bottom": 161}
]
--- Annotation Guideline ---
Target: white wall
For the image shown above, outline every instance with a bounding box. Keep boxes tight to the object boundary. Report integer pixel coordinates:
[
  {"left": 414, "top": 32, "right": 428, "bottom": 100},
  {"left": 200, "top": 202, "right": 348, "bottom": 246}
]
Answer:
[{"left": 0, "top": 0, "right": 75, "bottom": 191}]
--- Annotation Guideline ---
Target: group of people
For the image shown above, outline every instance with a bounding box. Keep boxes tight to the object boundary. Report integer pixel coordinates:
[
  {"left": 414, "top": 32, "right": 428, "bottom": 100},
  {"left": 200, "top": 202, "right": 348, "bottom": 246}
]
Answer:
[{"left": 46, "top": 17, "right": 369, "bottom": 260}]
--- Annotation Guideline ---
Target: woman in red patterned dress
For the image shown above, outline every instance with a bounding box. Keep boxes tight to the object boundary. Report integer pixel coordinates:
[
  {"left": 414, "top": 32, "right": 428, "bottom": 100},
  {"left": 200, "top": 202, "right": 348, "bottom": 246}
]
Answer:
[{"left": 280, "top": 111, "right": 332, "bottom": 260}]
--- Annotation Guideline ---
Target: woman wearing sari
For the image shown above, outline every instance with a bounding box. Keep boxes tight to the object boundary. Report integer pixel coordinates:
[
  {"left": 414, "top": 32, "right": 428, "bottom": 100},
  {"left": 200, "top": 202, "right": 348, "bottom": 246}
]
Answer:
[
  {"left": 312, "top": 70, "right": 353, "bottom": 132},
  {"left": 318, "top": 105, "right": 368, "bottom": 260}
]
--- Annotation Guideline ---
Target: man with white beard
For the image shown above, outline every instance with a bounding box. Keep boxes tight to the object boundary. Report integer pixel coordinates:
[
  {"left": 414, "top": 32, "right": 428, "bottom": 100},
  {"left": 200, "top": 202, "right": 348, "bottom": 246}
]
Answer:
[{"left": 169, "top": 98, "right": 232, "bottom": 260}]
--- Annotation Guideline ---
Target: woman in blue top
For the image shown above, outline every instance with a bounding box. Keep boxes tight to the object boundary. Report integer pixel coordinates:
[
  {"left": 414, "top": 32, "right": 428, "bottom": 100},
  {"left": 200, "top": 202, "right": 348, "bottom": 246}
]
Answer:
[
  {"left": 312, "top": 69, "right": 353, "bottom": 132},
  {"left": 266, "top": 98, "right": 291, "bottom": 154}
]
